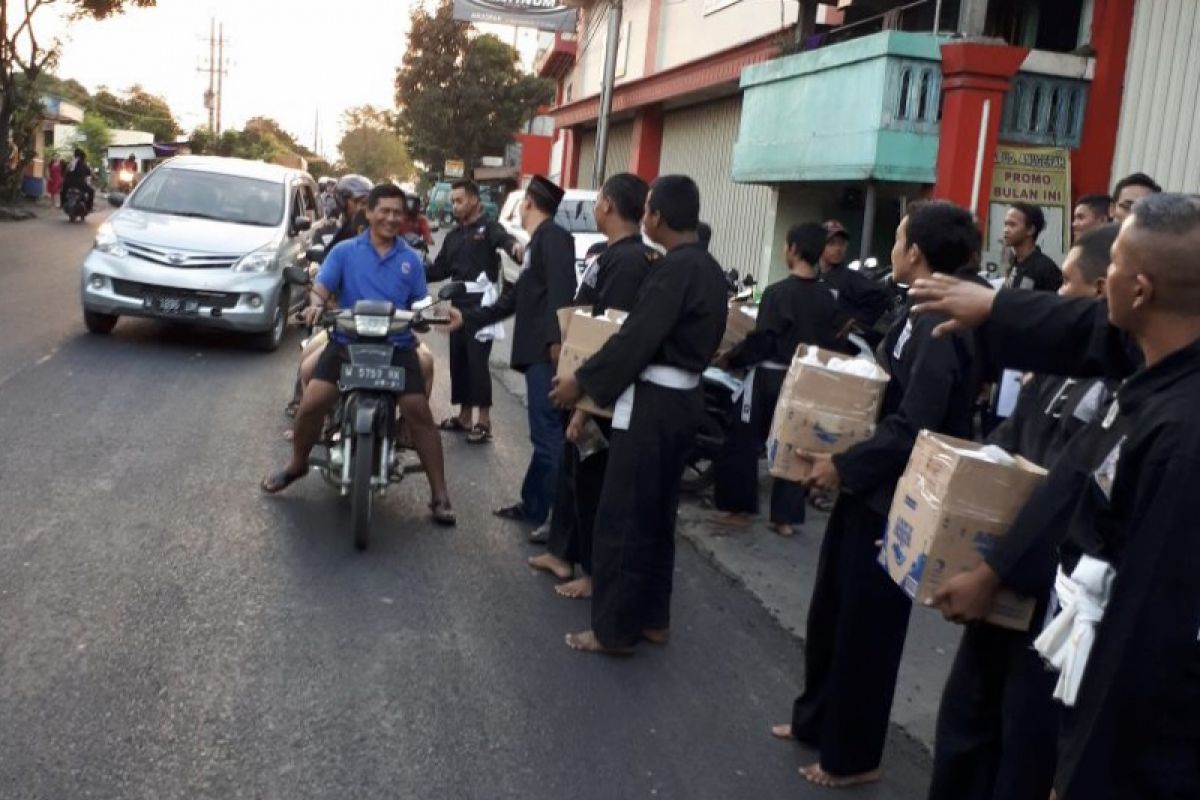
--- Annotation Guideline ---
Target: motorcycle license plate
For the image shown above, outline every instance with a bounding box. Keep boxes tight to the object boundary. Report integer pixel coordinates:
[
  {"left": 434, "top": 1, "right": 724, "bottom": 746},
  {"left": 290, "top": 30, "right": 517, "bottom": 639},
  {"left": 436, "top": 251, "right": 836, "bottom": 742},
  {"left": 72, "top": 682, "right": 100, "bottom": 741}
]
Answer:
[
  {"left": 145, "top": 295, "right": 200, "bottom": 316},
  {"left": 340, "top": 363, "right": 406, "bottom": 392}
]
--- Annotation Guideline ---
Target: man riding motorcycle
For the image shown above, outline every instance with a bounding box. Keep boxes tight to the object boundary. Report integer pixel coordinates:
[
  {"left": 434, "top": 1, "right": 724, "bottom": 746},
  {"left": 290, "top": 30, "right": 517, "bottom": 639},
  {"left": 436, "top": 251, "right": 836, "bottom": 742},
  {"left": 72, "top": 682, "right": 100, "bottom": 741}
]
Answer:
[{"left": 263, "top": 183, "right": 456, "bottom": 526}]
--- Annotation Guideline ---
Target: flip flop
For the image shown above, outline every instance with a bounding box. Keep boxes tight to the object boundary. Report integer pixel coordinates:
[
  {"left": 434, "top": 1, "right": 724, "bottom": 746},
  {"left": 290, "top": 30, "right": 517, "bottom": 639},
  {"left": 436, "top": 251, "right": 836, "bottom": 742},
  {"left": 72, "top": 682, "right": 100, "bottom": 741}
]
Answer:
[
  {"left": 261, "top": 466, "right": 308, "bottom": 494},
  {"left": 438, "top": 417, "right": 469, "bottom": 432},
  {"left": 493, "top": 503, "right": 529, "bottom": 522},
  {"left": 430, "top": 500, "right": 457, "bottom": 527},
  {"left": 465, "top": 423, "right": 493, "bottom": 444},
  {"left": 284, "top": 400, "right": 300, "bottom": 419}
]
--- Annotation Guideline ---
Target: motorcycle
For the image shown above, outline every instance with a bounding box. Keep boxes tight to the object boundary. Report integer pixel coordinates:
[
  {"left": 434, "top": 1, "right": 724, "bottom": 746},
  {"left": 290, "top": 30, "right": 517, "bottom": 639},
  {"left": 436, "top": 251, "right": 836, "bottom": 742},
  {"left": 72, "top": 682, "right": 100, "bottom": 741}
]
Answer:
[
  {"left": 282, "top": 267, "right": 462, "bottom": 550},
  {"left": 63, "top": 187, "right": 89, "bottom": 223}
]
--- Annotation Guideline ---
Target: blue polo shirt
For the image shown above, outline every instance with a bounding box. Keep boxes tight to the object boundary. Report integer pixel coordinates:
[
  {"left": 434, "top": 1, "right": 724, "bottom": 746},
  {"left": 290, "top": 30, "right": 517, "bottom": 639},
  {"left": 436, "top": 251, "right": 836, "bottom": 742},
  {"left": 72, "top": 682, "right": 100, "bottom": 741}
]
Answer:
[{"left": 317, "top": 231, "right": 428, "bottom": 347}]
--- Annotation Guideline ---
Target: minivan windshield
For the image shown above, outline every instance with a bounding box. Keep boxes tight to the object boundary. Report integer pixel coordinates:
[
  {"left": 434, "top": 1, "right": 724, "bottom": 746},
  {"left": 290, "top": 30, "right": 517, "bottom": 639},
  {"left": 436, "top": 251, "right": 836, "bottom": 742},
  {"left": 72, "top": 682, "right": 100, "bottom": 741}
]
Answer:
[
  {"left": 130, "top": 168, "right": 285, "bottom": 227},
  {"left": 555, "top": 198, "right": 597, "bottom": 233}
]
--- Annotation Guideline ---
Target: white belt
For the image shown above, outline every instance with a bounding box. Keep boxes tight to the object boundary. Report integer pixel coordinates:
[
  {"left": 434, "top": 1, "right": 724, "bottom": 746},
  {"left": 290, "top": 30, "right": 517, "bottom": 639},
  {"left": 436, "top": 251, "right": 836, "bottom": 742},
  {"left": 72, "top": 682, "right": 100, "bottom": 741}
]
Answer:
[
  {"left": 612, "top": 365, "right": 702, "bottom": 430},
  {"left": 1033, "top": 554, "right": 1116, "bottom": 707},
  {"left": 736, "top": 360, "right": 788, "bottom": 423}
]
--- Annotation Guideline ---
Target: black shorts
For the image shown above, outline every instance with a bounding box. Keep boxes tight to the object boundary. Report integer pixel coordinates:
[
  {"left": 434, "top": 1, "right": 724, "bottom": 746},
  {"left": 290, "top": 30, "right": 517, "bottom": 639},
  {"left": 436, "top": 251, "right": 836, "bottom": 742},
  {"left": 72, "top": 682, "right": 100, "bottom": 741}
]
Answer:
[{"left": 312, "top": 343, "right": 426, "bottom": 396}]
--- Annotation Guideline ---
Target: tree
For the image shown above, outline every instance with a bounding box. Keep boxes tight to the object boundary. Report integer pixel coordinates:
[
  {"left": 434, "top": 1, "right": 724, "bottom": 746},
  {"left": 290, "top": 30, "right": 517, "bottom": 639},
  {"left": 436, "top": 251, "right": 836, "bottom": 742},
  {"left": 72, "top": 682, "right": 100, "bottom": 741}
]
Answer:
[
  {"left": 1, "top": 0, "right": 155, "bottom": 200},
  {"left": 338, "top": 126, "right": 412, "bottom": 183},
  {"left": 394, "top": 0, "right": 553, "bottom": 180},
  {"left": 76, "top": 110, "right": 110, "bottom": 164}
]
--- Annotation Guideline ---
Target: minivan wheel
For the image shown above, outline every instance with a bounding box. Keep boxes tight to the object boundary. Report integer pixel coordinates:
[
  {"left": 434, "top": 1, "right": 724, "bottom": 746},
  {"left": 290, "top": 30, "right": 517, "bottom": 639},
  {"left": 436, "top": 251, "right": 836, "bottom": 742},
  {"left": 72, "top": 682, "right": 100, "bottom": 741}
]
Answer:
[
  {"left": 83, "top": 309, "right": 118, "bottom": 335},
  {"left": 251, "top": 300, "right": 287, "bottom": 352}
]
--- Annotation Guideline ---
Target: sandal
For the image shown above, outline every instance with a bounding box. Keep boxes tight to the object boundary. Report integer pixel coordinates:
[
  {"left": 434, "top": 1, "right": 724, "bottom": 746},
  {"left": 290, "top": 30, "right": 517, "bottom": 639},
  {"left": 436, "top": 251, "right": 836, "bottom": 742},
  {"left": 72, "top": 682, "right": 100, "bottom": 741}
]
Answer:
[
  {"left": 493, "top": 503, "right": 529, "bottom": 522},
  {"left": 430, "top": 500, "right": 457, "bottom": 527},
  {"left": 465, "top": 423, "right": 493, "bottom": 444},
  {"left": 284, "top": 399, "right": 300, "bottom": 419},
  {"left": 438, "top": 417, "right": 469, "bottom": 432},
  {"left": 261, "top": 466, "right": 308, "bottom": 494}
]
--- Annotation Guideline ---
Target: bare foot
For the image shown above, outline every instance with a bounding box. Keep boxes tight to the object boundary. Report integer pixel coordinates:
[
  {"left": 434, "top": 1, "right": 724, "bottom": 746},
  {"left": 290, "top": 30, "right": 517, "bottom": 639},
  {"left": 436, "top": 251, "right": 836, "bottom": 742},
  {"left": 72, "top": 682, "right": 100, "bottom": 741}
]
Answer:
[
  {"left": 798, "top": 763, "right": 881, "bottom": 788},
  {"left": 564, "top": 630, "right": 634, "bottom": 656},
  {"left": 555, "top": 575, "right": 592, "bottom": 599},
  {"left": 641, "top": 628, "right": 670, "bottom": 645},
  {"left": 528, "top": 553, "right": 573, "bottom": 580},
  {"left": 769, "top": 522, "right": 796, "bottom": 537},
  {"left": 771, "top": 723, "right": 795, "bottom": 740},
  {"left": 712, "top": 511, "right": 753, "bottom": 528}
]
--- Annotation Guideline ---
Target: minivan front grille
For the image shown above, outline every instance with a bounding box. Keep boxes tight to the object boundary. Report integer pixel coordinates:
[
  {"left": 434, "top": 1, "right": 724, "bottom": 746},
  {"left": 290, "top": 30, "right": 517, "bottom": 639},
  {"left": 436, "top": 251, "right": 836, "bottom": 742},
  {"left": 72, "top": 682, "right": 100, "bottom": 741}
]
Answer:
[
  {"left": 111, "top": 278, "right": 240, "bottom": 308},
  {"left": 124, "top": 240, "right": 239, "bottom": 270}
]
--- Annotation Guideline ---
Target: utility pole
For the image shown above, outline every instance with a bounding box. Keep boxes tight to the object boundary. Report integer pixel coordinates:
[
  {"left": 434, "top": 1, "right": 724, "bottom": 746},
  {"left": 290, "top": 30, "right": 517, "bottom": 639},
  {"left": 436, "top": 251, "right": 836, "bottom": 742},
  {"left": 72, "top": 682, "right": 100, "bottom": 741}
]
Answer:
[
  {"left": 216, "top": 22, "right": 225, "bottom": 134},
  {"left": 313, "top": 109, "right": 319, "bottom": 155},
  {"left": 198, "top": 17, "right": 216, "bottom": 131},
  {"left": 592, "top": 0, "right": 622, "bottom": 189}
]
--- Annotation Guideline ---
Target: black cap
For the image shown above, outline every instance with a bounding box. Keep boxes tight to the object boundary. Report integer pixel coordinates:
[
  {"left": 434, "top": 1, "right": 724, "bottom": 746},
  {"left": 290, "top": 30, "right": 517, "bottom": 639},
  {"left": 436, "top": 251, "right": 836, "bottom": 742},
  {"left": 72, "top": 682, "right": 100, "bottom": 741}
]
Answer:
[{"left": 527, "top": 174, "right": 565, "bottom": 213}]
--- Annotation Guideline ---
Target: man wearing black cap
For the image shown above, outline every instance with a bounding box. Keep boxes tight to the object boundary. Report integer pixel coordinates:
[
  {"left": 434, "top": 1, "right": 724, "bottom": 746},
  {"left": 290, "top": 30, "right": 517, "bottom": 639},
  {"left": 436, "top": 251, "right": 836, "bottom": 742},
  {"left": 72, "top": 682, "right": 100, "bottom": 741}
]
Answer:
[
  {"left": 449, "top": 175, "right": 577, "bottom": 526},
  {"left": 818, "top": 220, "right": 892, "bottom": 334}
]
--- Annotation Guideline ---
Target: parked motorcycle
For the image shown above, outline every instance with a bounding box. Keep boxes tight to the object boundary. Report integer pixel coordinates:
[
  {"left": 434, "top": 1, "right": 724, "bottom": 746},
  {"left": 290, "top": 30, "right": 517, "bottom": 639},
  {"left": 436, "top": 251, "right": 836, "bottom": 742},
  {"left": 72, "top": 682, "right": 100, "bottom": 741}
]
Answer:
[
  {"left": 282, "top": 267, "right": 461, "bottom": 550},
  {"left": 63, "top": 187, "right": 89, "bottom": 223}
]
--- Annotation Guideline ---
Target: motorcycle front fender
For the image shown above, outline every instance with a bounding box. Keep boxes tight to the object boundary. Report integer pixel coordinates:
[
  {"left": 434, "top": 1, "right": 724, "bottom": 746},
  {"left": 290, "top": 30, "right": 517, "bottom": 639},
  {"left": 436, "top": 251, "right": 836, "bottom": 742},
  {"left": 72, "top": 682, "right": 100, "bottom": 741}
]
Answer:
[{"left": 353, "top": 395, "right": 384, "bottom": 436}]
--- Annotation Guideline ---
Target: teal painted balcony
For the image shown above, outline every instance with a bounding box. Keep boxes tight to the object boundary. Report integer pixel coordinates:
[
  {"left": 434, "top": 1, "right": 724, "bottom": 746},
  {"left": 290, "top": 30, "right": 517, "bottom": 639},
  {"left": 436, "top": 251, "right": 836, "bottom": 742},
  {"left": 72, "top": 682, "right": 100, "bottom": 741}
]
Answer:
[{"left": 732, "top": 31, "right": 1090, "bottom": 184}]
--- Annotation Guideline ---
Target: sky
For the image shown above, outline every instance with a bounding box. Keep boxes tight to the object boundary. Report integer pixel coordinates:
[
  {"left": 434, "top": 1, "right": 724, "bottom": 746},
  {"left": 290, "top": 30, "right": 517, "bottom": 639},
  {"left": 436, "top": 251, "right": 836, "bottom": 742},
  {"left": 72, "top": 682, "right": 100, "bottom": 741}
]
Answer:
[{"left": 37, "top": 0, "right": 541, "bottom": 161}]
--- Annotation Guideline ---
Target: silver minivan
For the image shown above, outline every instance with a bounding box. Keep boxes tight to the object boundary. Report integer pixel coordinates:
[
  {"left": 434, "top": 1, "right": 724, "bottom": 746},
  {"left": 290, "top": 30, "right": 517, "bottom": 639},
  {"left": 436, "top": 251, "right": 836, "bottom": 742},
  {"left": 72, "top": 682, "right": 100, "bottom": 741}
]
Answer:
[{"left": 80, "top": 155, "right": 318, "bottom": 350}]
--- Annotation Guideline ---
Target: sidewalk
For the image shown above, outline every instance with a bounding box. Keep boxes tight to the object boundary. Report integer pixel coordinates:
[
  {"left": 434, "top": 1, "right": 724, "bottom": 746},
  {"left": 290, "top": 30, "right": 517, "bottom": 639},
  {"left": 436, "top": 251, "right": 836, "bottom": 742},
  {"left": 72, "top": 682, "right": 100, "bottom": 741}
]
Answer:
[{"left": 487, "top": 337, "right": 959, "bottom": 753}]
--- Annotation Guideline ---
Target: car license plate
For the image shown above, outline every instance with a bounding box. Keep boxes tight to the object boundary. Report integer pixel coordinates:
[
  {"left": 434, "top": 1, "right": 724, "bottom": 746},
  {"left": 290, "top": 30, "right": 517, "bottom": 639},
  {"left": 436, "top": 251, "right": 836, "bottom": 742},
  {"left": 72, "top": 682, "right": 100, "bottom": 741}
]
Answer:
[
  {"left": 340, "top": 363, "right": 406, "bottom": 392},
  {"left": 145, "top": 295, "right": 200, "bottom": 316}
]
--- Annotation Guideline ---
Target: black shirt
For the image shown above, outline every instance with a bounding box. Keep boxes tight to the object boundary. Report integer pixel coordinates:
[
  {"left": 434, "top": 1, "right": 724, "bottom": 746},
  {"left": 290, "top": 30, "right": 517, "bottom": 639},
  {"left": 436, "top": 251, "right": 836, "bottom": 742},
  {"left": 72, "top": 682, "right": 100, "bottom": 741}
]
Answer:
[
  {"left": 1005, "top": 246, "right": 1062, "bottom": 292},
  {"left": 576, "top": 242, "right": 728, "bottom": 408},
  {"left": 987, "top": 374, "right": 1115, "bottom": 468},
  {"left": 727, "top": 275, "right": 845, "bottom": 368},
  {"left": 428, "top": 215, "right": 517, "bottom": 290},
  {"left": 574, "top": 234, "right": 655, "bottom": 315},
  {"left": 821, "top": 263, "right": 893, "bottom": 329}
]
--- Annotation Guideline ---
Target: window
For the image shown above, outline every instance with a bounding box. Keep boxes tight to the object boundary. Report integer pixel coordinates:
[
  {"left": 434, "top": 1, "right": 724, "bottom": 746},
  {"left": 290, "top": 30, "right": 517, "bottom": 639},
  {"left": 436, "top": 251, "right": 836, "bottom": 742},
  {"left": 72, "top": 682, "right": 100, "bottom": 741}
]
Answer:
[
  {"left": 130, "top": 168, "right": 285, "bottom": 227},
  {"left": 298, "top": 184, "right": 319, "bottom": 223}
]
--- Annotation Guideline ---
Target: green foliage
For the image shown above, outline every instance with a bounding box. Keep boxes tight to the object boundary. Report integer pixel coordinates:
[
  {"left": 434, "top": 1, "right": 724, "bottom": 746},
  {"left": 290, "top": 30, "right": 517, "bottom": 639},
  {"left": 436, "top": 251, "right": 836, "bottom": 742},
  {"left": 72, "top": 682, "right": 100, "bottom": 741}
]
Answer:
[
  {"left": 189, "top": 116, "right": 318, "bottom": 168},
  {"left": 394, "top": 0, "right": 554, "bottom": 180},
  {"left": 87, "top": 84, "right": 181, "bottom": 141},
  {"left": 77, "top": 111, "right": 112, "bottom": 165}
]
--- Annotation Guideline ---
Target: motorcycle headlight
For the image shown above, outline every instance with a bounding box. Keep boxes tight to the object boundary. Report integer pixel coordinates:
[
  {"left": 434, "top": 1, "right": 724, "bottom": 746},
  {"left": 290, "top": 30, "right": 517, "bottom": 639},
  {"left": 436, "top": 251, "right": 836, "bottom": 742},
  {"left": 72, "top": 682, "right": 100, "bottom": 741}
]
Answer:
[
  {"left": 94, "top": 223, "right": 127, "bottom": 257},
  {"left": 354, "top": 315, "right": 391, "bottom": 337},
  {"left": 118, "top": 169, "right": 133, "bottom": 183},
  {"left": 232, "top": 247, "right": 277, "bottom": 273}
]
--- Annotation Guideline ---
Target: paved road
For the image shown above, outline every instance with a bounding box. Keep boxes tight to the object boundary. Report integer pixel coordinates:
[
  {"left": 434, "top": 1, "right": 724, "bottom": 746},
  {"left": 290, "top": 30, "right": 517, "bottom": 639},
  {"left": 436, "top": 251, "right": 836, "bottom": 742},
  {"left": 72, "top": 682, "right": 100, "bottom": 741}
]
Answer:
[{"left": 0, "top": 213, "right": 929, "bottom": 799}]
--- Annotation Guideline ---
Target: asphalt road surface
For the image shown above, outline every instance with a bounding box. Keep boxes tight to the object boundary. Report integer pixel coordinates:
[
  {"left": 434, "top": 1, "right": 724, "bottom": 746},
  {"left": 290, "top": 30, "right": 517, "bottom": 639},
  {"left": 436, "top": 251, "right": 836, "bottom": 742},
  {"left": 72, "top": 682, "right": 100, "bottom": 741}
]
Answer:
[{"left": 0, "top": 212, "right": 929, "bottom": 799}]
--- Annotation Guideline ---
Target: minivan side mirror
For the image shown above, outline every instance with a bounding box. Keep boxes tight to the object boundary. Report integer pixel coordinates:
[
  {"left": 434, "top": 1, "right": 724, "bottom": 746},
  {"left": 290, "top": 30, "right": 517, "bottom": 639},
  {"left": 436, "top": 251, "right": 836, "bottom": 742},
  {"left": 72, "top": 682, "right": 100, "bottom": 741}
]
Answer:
[
  {"left": 293, "top": 216, "right": 312, "bottom": 234},
  {"left": 107, "top": 192, "right": 127, "bottom": 207},
  {"left": 282, "top": 265, "right": 310, "bottom": 286},
  {"left": 305, "top": 244, "right": 326, "bottom": 264}
]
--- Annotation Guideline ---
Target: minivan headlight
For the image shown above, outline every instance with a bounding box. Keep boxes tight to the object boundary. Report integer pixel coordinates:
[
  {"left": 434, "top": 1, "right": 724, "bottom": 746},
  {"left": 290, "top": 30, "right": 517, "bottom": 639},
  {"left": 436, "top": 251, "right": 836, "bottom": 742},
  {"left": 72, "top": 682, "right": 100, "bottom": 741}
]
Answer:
[
  {"left": 94, "top": 223, "right": 127, "bottom": 257},
  {"left": 233, "top": 246, "right": 277, "bottom": 273}
]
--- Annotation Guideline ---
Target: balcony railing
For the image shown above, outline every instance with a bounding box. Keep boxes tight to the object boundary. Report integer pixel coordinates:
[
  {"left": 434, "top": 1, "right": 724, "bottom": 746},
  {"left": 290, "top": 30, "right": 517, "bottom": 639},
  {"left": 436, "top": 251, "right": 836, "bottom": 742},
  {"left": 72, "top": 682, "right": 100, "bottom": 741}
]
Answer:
[
  {"left": 999, "top": 74, "right": 1088, "bottom": 148},
  {"left": 882, "top": 57, "right": 942, "bottom": 133}
]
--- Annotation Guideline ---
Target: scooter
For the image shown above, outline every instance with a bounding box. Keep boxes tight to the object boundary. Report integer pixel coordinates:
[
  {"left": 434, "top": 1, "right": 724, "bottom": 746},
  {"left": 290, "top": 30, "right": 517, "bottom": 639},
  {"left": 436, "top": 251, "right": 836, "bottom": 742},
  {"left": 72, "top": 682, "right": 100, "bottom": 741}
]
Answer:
[{"left": 63, "top": 187, "right": 89, "bottom": 223}]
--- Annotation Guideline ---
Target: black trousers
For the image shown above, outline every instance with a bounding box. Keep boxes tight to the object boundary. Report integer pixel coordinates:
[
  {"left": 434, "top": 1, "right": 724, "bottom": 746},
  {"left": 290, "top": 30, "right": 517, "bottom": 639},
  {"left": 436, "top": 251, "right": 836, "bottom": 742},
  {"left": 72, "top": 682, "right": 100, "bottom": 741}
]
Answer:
[
  {"left": 448, "top": 304, "right": 493, "bottom": 407},
  {"left": 713, "top": 367, "right": 806, "bottom": 524},
  {"left": 790, "top": 494, "right": 912, "bottom": 776},
  {"left": 547, "top": 420, "right": 610, "bottom": 575},
  {"left": 591, "top": 383, "right": 701, "bottom": 648},
  {"left": 927, "top": 623, "right": 1058, "bottom": 800}
]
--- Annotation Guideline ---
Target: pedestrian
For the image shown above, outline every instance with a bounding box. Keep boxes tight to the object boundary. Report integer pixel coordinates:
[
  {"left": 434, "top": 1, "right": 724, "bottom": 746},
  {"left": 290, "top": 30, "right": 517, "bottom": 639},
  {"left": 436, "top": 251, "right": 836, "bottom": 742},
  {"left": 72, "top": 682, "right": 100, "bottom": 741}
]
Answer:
[
  {"left": 549, "top": 175, "right": 728, "bottom": 655},
  {"left": 1071, "top": 193, "right": 1111, "bottom": 241},
  {"left": 913, "top": 192, "right": 1200, "bottom": 800},
  {"left": 449, "top": 175, "right": 576, "bottom": 527},
  {"left": 772, "top": 201, "right": 987, "bottom": 788},
  {"left": 1002, "top": 202, "right": 1061, "bottom": 291},
  {"left": 47, "top": 157, "right": 63, "bottom": 207},
  {"left": 528, "top": 172, "right": 656, "bottom": 596},
  {"left": 399, "top": 195, "right": 434, "bottom": 247},
  {"left": 711, "top": 222, "right": 845, "bottom": 536},
  {"left": 818, "top": 220, "right": 892, "bottom": 334},
  {"left": 1110, "top": 171, "right": 1161, "bottom": 222},
  {"left": 428, "top": 179, "right": 522, "bottom": 444},
  {"left": 924, "top": 224, "right": 1120, "bottom": 800}
]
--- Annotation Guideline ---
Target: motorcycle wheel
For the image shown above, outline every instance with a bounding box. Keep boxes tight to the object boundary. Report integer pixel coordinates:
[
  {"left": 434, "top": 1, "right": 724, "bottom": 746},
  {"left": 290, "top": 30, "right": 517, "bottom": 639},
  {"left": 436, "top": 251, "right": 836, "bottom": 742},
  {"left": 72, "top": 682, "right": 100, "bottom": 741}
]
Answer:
[{"left": 351, "top": 431, "right": 375, "bottom": 551}]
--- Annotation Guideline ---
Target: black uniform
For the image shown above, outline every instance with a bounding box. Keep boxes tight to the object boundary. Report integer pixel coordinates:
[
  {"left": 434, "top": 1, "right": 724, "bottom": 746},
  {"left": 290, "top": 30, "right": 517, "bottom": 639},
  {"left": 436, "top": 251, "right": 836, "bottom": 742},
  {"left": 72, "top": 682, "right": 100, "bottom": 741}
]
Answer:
[
  {"left": 468, "top": 218, "right": 577, "bottom": 524},
  {"left": 1005, "top": 246, "right": 1062, "bottom": 293},
  {"left": 821, "top": 264, "right": 892, "bottom": 331},
  {"left": 713, "top": 275, "right": 845, "bottom": 523},
  {"left": 928, "top": 373, "right": 1115, "bottom": 800},
  {"left": 965, "top": 291, "right": 1198, "bottom": 800},
  {"left": 575, "top": 242, "right": 728, "bottom": 648},
  {"left": 789, "top": 271, "right": 985, "bottom": 777},
  {"left": 546, "top": 235, "right": 655, "bottom": 575},
  {"left": 428, "top": 215, "right": 518, "bottom": 408}
]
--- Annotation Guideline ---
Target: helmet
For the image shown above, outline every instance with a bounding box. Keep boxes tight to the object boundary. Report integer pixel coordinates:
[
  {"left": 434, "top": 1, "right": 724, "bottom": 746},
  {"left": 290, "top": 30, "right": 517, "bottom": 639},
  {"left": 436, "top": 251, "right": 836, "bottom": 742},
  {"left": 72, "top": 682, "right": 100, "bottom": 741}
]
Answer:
[{"left": 334, "top": 174, "right": 373, "bottom": 214}]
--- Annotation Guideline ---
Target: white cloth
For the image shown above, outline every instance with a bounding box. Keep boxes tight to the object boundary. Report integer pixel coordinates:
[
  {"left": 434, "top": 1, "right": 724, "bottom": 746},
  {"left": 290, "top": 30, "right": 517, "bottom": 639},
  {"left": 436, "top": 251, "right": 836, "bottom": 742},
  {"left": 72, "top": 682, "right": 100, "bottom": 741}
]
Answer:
[
  {"left": 612, "top": 365, "right": 702, "bottom": 431},
  {"left": 470, "top": 272, "right": 505, "bottom": 343},
  {"left": 735, "top": 360, "right": 787, "bottom": 423},
  {"left": 1033, "top": 554, "right": 1117, "bottom": 707}
]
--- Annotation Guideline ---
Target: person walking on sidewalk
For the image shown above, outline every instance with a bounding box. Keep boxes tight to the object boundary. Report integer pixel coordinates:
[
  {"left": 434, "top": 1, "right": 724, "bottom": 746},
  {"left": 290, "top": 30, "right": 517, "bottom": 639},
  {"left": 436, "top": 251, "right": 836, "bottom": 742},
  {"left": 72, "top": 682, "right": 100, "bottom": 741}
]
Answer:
[
  {"left": 448, "top": 175, "right": 576, "bottom": 527},
  {"left": 428, "top": 179, "right": 522, "bottom": 444},
  {"left": 550, "top": 175, "right": 728, "bottom": 655},
  {"left": 528, "top": 172, "right": 655, "bottom": 598},
  {"left": 772, "top": 201, "right": 986, "bottom": 788},
  {"left": 711, "top": 222, "right": 845, "bottom": 537}
]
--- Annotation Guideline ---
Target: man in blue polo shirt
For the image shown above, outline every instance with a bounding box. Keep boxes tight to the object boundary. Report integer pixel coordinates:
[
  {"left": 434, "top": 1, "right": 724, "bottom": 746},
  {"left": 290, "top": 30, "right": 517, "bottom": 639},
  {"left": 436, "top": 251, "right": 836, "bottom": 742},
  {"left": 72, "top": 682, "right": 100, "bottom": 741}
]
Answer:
[{"left": 263, "top": 183, "right": 455, "bottom": 525}]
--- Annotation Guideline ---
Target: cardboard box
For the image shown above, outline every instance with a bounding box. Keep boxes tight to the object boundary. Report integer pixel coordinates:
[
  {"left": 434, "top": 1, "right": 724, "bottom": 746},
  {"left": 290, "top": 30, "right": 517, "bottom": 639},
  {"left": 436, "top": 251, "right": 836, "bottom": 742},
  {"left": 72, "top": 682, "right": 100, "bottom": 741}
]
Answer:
[
  {"left": 720, "top": 301, "right": 759, "bottom": 352},
  {"left": 766, "top": 345, "right": 890, "bottom": 481},
  {"left": 881, "top": 431, "right": 1046, "bottom": 631},
  {"left": 556, "top": 309, "right": 627, "bottom": 418}
]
